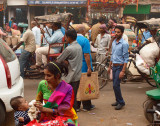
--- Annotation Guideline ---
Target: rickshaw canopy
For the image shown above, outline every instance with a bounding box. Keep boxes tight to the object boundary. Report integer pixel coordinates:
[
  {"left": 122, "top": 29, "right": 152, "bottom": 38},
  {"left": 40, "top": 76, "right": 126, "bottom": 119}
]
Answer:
[
  {"left": 137, "top": 18, "right": 160, "bottom": 30},
  {"left": 34, "top": 13, "right": 73, "bottom": 24}
]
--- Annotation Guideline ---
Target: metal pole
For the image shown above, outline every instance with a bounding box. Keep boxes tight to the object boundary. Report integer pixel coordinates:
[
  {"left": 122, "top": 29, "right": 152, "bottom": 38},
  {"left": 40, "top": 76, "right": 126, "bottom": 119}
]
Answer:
[{"left": 3, "top": 0, "right": 6, "bottom": 28}]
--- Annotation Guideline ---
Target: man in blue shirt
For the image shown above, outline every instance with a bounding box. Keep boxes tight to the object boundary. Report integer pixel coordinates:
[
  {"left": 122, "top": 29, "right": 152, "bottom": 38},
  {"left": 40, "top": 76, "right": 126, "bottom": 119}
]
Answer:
[
  {"left": 141, "top": 28, "right": 152, "bottom": 44},
  {"left": 108, "top": 25, "right": 129, "bottom": 110},
  {"left": 76, "top": 25, "right": 95, "bottom": 112}
]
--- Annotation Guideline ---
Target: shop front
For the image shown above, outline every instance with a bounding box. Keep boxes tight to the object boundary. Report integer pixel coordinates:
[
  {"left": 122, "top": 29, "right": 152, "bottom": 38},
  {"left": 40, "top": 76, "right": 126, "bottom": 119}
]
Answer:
[
  {"left": 149, "top": 4, "right": 160, "bottom": 18},
  {"left": 123, "top": 4, "right": 151, "bottom": 21},
  {"left": 28, "top": 0, "right": 87, "bottom": 24},
  {"left": 88, "top": 0, "right": 139, "bottom": 24},
  {"left": 7, "top": 0, "right": 28, "bottom": 24}
]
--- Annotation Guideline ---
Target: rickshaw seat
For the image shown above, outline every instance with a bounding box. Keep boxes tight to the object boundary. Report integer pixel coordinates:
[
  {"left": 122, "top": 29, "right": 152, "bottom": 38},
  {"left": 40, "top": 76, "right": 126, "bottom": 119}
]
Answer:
[{"left": 47, "top": 43, "right": 64, "bottom": 63}]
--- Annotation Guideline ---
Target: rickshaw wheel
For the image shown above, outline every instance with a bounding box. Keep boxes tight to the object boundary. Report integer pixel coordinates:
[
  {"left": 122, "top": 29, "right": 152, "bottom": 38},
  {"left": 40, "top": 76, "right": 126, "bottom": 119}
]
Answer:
[{"left": 144, "top": 98, "right": 159, "bottom": 123}]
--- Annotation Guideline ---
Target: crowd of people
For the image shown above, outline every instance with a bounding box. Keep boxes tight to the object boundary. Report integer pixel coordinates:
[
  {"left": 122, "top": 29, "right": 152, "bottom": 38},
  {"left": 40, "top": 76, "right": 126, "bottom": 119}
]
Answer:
[{"left": 0, "top": 15, "right": 158, "bottom": 126}]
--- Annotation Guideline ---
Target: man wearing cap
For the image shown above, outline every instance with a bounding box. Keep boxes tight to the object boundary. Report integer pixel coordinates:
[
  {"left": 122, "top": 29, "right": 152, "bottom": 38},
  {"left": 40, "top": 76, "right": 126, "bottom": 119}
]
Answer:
[
  {"left": 94, "top": 24, "right": 111, "bottom": 63},
  {"left": 13, "top": 23, "right": 36, "bottom": 78},
  {"left": 35, "top": 22, "right": 64, "bottom": 68}
]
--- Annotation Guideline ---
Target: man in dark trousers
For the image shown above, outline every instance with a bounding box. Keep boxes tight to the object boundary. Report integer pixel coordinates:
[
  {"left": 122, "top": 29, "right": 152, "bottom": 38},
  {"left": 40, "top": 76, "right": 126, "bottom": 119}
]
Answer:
[
  {"left": 108, "top": 25, "right": 129, "bottom": 110},
  {"left": 57, "top": 29, "right": 82, "bottom": 111}
]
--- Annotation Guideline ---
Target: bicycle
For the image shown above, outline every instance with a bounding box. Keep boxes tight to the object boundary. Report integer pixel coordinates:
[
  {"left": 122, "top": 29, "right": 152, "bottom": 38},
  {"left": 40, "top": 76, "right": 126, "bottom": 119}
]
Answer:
[
  {"left": 93, "top": 51, "right": 157, "bottom": 89},
  {"left": 92, "top": 53, "right": 110, "bottom": 90}
]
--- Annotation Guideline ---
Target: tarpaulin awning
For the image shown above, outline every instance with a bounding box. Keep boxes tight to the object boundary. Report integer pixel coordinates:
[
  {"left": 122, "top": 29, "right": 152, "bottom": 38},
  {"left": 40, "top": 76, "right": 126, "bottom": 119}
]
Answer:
[
  {"left": 28, "top": 0, "right": 87, "bottom": 5},
  {"left": 123, "top": 5, "right": 151, "bottom": 14}
]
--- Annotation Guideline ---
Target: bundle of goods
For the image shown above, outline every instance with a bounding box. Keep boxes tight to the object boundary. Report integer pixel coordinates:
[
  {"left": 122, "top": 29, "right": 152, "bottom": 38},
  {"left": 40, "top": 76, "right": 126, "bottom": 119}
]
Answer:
[
  {"left": 70, "top": 24, "right": 90, "bottom": 33},
  {"left": 124, "top": 29, "right": 136, "bottom": 50},
  {"left": 6, "top": 29, "right": 21, "bottom": 48},
  {"left": 125, "top": 16, "right": 137, "bottom": 23},
  {"left": 139, "top": 42, "right": 160, "bottom": 67},
  {"left": 136, "top": 54, "right": 150, "bottom": 75},
  {"left": 117, "top": 24, "right": 130, "bottom": 29}
]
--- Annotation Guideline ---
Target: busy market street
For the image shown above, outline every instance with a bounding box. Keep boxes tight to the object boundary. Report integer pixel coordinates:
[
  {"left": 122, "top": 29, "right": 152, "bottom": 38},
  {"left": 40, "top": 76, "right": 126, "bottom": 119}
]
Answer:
[
  {"left": 3, "top": 79, "right": 152, "bottom": 126},
  {"left": 0, "top": 0, "right": 160, "bottom": 126}
]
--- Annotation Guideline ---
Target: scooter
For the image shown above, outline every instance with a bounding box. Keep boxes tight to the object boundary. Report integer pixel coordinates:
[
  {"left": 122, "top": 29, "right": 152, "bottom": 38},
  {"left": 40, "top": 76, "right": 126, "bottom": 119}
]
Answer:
[{"left": 144, "top": 60, "right": 160, "bottom": 125}]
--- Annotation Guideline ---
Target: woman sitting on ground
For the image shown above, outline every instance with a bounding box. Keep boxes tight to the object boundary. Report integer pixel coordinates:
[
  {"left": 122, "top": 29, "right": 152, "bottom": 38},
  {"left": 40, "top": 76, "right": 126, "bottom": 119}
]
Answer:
[{"left": 34, "top": 62, "right": 78, "bottom": 125}]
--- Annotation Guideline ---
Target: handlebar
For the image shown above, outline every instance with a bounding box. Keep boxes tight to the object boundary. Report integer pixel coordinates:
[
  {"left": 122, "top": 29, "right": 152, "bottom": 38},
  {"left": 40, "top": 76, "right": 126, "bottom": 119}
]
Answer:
[{"left": 147, "top": 109, "right": 160, "bottom": 116}]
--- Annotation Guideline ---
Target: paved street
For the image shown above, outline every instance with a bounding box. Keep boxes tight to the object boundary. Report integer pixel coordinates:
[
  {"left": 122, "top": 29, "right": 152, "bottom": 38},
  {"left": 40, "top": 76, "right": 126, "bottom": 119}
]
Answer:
[{"left": 3, "top": 79, "right": 154, "bottom": 126}]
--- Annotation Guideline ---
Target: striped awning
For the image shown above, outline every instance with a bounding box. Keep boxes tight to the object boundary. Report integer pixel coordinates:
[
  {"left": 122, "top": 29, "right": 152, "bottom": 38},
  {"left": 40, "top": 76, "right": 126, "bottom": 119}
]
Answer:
[{"left": 28, "top": 0, "right": 87, "bottom": 5}]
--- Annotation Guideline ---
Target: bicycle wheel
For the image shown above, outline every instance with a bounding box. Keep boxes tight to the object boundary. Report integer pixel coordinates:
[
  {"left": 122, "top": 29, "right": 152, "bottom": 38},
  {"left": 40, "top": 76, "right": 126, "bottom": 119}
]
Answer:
[
  {"left": 95, "top": 63, "right": 109, "bottom": 89},
  {"left": 132, "top": 61, "right": 157, "bottom": 87}
]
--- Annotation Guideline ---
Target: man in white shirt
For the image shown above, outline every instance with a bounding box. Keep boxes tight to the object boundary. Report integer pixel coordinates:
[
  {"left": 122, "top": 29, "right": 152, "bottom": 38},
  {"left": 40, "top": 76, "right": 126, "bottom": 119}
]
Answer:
[
  {"left": 31, "top": 21, "right": 41, "bottom": 48},
  {"left": 94, "top": 24, "right": 111, "bottom": 63}
]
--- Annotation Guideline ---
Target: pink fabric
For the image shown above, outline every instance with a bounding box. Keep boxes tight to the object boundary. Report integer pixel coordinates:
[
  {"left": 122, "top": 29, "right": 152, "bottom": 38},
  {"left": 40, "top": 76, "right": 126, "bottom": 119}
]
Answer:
[
  {"left": 48, "top": 91, "right": 66, "bottom": 105},
  {"left": 99, "top": 24, "right": 108, "bottom": 33}
]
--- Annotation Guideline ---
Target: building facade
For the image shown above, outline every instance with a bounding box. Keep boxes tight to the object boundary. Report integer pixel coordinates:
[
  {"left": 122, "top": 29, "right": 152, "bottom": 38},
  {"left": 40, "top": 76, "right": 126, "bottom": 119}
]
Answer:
[{"left": 123, "top": 0, "right": 160, "bottom": 21}]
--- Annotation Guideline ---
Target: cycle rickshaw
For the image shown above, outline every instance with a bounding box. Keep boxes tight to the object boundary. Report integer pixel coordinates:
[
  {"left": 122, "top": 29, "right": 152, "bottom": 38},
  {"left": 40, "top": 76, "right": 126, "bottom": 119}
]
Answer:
[{"left": 23, "top": 13, "right": 73, "bottom": 79}]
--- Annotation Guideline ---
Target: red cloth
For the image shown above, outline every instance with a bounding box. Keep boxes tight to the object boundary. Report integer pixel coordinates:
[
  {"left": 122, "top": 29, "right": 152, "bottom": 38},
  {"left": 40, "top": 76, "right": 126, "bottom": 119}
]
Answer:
[
  {"left": 12, "top": 24, "right": 18, "bottom": 30},
  {"left": 26, "top": 116, "right": 68, "bottom": 126}
]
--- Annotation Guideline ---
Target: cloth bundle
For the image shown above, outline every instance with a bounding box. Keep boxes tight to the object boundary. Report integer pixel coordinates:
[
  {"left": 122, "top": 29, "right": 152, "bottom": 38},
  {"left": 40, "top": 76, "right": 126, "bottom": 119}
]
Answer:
[
  {"left": 136, "top": 54, "right": 150, "bottom": 75},
  {"left": 140, "top": 42, "right": 160, "bottom": 67},
  {"left": 124, "top": 29, "right": 136, "bottom": 48},
  {"left": 117, "top": 24, "right": 130, "bottom": 29}
]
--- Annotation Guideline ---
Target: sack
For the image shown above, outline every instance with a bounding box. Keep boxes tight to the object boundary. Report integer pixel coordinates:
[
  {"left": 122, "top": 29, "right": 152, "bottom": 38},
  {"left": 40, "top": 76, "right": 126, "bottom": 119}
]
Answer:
[
  {"left": 71, "top": 24, "right": 90, "bottom": 33},
  {"left": 11, "top": 36, "right": 19, "bottom": 46},
  {"left": 125, "top": 16, "right": 137, "bottom": 23},
  {"left": 11, "top": 28, "right": 21, "bottom": 36},
  {"left": 124, "top": 29, "right": 136, "bottom": 48},
  {"left": 6, "top": 36, "right": 12, "bottom": 46},
  {"left": 77, "top": 72, "right": 99, "bottom": 101},
  {"left": 136, "top": 54, "right": 150, "bottom": 75},
  {"left": 117, "top": 24, "right": 130, "bottom": 29},
  {"left": 140, "top": 42, "right": 160, "bottom": 67}
]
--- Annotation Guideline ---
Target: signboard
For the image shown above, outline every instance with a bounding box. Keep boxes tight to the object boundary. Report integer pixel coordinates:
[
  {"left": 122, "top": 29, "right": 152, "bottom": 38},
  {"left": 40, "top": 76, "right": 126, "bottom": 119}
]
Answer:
[
  {"left": 7, "top": 0, "right": 27, "bottom": 6},
  {"left": 28, "top": 0, "right": 87, "bottom": 5},
  {"left": 151, "top": 4, "right": 160, "bottom": 13},
  {"left": 91, "top": 7, "right": 116, "bottom": 13}
]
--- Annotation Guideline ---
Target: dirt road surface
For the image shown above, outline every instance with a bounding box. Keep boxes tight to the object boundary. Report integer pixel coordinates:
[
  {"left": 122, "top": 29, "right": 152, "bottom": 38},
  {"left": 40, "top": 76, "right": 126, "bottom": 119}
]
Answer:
[{"left": 3, "top": 79, "right": 153, "bottom": 126}]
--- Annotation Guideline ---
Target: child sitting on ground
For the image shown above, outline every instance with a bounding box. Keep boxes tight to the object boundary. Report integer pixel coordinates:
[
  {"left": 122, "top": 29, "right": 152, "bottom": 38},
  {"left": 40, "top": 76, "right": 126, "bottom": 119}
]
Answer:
[{"left": 10, "top": 96, "right": 31, "bottom": 126}]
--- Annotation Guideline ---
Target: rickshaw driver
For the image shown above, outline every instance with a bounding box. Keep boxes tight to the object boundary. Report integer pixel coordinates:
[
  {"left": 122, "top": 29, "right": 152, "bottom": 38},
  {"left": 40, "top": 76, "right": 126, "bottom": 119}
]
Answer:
[
  {"left": 34, "top": 22, "right": 64, "bottom": 69},
  {"left": 132, "top": 28, "right": 159, "bottom": 54}
]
